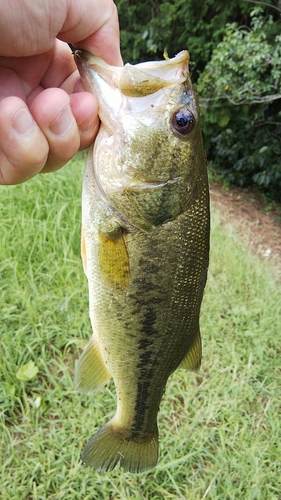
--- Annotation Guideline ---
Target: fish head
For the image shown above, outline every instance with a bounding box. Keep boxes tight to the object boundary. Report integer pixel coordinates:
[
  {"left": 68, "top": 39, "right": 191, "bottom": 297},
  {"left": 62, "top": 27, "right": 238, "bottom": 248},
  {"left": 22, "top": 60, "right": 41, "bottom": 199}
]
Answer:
[{"left": 75, "top": 50, "right": 207, "bottom": 231}]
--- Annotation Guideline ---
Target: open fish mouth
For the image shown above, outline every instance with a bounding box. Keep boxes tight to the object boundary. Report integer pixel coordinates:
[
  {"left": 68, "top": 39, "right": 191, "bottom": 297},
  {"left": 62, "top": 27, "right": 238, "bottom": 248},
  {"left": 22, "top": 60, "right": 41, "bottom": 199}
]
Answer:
[
  {"left": 75, "top": 50, "right": 200, "bottom": 232},
  {"left": 74, "top": 50, "right": 191, "bottom": 136},
  {"left": 75, "top": 49, "right": 189, "bottom": 97}
]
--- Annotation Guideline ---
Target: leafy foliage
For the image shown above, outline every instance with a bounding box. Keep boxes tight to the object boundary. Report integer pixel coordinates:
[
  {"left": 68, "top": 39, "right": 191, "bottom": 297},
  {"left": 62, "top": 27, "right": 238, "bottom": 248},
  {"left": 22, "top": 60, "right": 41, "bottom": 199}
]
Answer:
[
  {"left": 116, "top": 0, "right": 253, "bottom": 75},
  {"left": 198, "top": 14, "right": 281, "bottom": 105},
  {"left": 197, "top": 8, "right": 281, "bottom": 198}
]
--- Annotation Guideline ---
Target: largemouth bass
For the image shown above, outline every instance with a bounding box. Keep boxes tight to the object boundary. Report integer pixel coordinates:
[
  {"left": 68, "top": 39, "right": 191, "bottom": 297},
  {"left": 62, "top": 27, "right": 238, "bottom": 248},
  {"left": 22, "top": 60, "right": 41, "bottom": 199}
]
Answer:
[{"left": 74, "top": 49, "right": 210, "bottom": 473}]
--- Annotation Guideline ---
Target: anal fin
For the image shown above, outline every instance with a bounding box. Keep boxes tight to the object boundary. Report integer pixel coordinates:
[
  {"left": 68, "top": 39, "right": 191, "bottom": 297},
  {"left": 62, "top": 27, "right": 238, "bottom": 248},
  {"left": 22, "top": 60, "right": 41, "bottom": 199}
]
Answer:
[
  {"left": 179, "top": 328, "right": 202, "bottom": 371},
  {"left": 75, "top": 335, "right": 111, "bottom": 394}
]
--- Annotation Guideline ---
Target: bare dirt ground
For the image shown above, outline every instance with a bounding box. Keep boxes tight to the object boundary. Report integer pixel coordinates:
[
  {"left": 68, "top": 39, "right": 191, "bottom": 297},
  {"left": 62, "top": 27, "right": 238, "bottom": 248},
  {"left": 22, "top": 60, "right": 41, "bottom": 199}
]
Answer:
[{"left": 210, "top": 183, "right": 281, "bottom": 281}]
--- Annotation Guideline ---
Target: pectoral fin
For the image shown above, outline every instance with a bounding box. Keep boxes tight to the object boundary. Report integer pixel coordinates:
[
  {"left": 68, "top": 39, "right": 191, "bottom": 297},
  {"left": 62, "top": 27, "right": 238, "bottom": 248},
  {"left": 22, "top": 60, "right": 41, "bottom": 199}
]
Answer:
[
  {"left": 179, "top": 329, "right": 201, "bottom": 371},
  {"left": 99, "top": 228, "right": 130, "bottom": 289},
  {"left": 75, "top": 335, "right": 112, "bottom": 394}
]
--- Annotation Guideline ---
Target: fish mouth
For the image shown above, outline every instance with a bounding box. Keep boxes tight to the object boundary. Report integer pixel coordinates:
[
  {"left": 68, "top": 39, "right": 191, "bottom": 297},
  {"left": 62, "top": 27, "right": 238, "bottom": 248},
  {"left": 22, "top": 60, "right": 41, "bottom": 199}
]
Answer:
[
  {"left": 75, "top": 49, "right": 193, "bottom": 136},
  {"left": 75, "top": 50, "right": 189, "bottom": 98},
  {"left": 76, "top": 50, "right": 196, "bottom": 231}
]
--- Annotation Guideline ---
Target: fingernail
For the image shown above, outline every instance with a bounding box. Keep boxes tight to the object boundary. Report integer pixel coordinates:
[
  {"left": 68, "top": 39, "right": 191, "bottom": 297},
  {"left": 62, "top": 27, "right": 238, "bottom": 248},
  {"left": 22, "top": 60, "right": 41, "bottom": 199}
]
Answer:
[
  {"left": 79, "top": 111, "right": 98, "bottom": 132},
  {"left": 49, "top": 105, "right": 73, "bottom": 136},
  {"left": 12, "top": 108, "right": 35, "bottom": 136}
]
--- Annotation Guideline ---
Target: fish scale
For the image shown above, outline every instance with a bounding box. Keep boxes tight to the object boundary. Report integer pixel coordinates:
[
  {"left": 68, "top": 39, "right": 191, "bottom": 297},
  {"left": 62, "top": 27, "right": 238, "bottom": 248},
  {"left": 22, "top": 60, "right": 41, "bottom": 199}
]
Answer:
[{"left": 74, "top": 50, "right": 210, "bottom": 473}]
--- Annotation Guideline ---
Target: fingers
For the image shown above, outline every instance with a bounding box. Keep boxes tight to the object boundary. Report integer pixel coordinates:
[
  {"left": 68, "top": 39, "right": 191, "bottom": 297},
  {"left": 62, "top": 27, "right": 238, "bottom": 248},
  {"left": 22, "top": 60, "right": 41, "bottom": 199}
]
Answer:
[
  {"left": 0, "top": 97, "right": 49, "bottom": 184},
  {"left": 30, "top": 88, "right": 98, "bottom": 173},
  {"left": 0, "top": 0, "right": 121, "bottom": 185},
  {"left": 0, "top": 89, "right": 99, "bottom": 184},
  {"left": 69, "top": 91, "right": 99, "bottom": 151},
  {"left": 30, "top": 88, "right": 80, "bottom": 173}
]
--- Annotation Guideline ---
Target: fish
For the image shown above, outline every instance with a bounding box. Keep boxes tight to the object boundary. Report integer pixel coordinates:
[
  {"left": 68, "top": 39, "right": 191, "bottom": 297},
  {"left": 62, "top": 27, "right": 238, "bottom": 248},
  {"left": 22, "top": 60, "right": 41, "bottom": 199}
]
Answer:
[{"left": 74, "top": 49, "right": 210, "bottom": 473}]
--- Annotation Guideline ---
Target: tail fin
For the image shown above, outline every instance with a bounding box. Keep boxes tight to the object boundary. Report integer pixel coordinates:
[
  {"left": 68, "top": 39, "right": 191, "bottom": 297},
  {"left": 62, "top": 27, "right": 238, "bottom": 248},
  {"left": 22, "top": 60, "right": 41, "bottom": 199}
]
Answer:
[{"left": 81, "top": 418, "right": 158, "bottom": 473}]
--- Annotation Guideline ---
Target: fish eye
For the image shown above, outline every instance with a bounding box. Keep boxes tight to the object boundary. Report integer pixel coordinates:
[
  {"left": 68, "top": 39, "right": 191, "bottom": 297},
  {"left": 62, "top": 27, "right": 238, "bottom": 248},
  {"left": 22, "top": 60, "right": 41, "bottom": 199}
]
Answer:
[{"left": 171, "top": 108, "right": 195, "bottom": 136}]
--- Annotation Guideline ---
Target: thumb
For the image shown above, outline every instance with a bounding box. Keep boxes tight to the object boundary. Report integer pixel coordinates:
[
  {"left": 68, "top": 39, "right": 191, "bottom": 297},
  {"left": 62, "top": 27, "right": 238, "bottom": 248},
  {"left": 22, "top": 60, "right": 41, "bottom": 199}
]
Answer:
[{"left": 59, "top": 0, "right": 123, "bottom": 66}]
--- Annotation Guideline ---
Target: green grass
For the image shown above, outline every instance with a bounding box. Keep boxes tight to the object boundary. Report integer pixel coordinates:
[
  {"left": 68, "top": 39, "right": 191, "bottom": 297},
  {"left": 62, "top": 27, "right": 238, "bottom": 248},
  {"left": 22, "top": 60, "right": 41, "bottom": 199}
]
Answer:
[{"left": 1, "top": 154, "right": 280, "bottom": 500}]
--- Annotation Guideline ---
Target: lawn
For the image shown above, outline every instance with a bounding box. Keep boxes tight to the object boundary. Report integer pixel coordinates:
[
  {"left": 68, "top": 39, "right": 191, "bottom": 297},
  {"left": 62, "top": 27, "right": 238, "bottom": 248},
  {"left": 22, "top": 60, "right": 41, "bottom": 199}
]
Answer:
[{"left": 1, "top": 154, "right": 280, "bottom": 500}]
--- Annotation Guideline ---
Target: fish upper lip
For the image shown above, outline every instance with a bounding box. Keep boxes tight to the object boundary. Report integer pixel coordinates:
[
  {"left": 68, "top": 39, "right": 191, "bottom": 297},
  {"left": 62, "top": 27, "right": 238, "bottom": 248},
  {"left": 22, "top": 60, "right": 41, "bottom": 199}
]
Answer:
[{"left": 75, "top": 49, "right": 189, "bottom": 97}]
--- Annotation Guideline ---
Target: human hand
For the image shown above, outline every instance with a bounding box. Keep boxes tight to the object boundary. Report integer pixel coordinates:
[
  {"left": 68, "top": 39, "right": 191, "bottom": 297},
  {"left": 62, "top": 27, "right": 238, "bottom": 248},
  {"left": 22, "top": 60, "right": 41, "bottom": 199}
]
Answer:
[{"left": 0, "top": 0, "right": 122, "bottom": 184}]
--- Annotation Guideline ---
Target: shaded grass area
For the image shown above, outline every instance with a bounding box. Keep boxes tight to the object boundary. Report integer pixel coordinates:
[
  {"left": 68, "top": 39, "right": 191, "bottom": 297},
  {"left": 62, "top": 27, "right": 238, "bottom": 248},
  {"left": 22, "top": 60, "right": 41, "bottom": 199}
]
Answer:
[{"left": 1, "top": 155, "right": 280, "bottom": 499}]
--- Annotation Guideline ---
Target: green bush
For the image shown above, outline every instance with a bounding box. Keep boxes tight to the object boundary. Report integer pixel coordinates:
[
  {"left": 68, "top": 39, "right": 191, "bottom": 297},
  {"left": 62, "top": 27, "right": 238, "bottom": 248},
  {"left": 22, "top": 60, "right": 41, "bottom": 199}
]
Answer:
[
  {"left": 116, "top": 0, "right": 252, "bottom": 76},
  {"left": 197, "top": 8, "right": 281, "bottom": 199}
]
